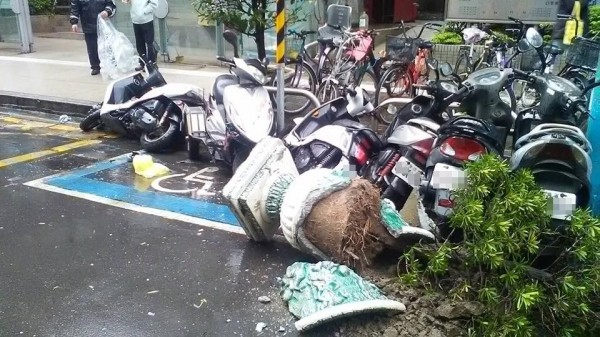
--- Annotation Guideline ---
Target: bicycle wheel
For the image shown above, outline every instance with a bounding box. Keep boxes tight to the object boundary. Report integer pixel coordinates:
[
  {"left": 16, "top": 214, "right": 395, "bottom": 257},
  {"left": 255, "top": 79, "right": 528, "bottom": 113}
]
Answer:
[
  {"left": 374, "top": 64, "right": 411, "bottom": 107},
  {"left": 374, "top": 66, "right": 412, "bottom": 125},
  {"left": 519, "top": 81, "right": 540, "bottom": 108},
  {"left": 316, "top": 46, "right": 338, "bottom": 81},
  {"left": 316, "top": 79, "right": 341, "bottom": 102},
  {"left": 355, "top": 68, "right": 378, "bottom": 103},
  {"left": 275, "top": 60, "right": 318, "bottom": 115}
]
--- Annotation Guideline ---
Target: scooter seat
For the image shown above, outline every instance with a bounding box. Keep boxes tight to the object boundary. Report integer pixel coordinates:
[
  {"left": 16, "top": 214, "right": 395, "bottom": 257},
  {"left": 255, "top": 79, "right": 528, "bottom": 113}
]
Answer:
[
  {"left": 318, "top": 25, "right": 344, "bottom": 46},
  {"left": 419, "top": 41, "right": 434, "bottom": 49},
  {"left": 212, "top": 74, "right": 239, "bottom": 114}
]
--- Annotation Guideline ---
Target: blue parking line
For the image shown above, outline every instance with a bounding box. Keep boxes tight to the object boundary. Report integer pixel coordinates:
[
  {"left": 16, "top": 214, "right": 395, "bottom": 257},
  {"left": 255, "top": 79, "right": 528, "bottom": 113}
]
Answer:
[{"left": 41, "top": 154, "right": 240, "bottom": 226}]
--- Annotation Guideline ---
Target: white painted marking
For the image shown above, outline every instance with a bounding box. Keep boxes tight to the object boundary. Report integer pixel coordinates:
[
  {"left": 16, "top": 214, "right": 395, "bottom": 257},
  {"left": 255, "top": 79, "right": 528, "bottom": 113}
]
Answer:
[
  {"left": 23, "top": 178, "right": 245, "bottom": 235},
  {"left": 151, "top": 173, "right": 196, "bottom": 194},
  {"left": 151, "top": 167, "right": 218, "bottom": 196},
  {"left": 0, "top": 56, "right": 224, "bottom": 78}
]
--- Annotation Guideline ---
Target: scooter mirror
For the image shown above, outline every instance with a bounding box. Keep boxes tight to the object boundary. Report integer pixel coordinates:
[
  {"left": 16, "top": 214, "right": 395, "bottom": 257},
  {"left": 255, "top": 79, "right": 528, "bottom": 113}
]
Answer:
[
  {"left": 517, "top": 38, "right": 532, "bottom": 53},
  {"left": 525, "top": 27, "right": 543, "bottom": 49},
  {"left": 439, "top": 62, "right": 453, "bottom": 77},
  {"left": 223, "top": 30, "right": 239, "bottom": 58}
]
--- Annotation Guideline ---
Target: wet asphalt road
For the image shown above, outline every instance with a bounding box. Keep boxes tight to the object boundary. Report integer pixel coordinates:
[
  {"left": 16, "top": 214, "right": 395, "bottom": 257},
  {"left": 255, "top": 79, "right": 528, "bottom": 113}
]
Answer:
[{"left": 0, "top": 110, "right": 321, "bottom": 337}]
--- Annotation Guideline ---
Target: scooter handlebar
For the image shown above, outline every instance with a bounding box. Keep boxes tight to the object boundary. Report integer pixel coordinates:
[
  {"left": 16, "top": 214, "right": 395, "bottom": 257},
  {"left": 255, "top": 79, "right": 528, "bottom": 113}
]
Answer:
[
  {"left": 217, "top": 56, "right": 234, "bottom": 65},
  {"left": 513, "top": 68, "right": 535, "bottom": 82}
]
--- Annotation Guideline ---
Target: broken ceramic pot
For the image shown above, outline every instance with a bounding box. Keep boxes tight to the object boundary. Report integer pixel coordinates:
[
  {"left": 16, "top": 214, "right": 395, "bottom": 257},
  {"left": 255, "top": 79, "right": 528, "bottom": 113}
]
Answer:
[{"left": 281, "top": 261, "right": 406, "bottom": 331}]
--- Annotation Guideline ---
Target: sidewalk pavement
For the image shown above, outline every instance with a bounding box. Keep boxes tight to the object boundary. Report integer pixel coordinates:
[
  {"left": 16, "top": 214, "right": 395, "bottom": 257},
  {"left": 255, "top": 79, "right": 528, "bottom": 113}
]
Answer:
[{"left": 0, "top": 37, "right": 227, "bottom": 109}]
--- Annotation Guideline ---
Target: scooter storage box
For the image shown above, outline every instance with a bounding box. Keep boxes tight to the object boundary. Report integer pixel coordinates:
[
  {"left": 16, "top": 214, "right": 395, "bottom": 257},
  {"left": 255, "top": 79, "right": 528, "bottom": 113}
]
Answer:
[
  {"left": 222, "top": 137, "right": 299, "bottom": 242},
  {"left": 185, "top": 105, "right": 207, "bottom": 137}
]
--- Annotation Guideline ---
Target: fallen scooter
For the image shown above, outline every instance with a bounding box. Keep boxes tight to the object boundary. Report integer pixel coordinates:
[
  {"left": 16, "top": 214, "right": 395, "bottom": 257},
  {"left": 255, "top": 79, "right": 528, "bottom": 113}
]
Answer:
[{"left": 80, "top": 62, "right": 197, "bottom": 152}]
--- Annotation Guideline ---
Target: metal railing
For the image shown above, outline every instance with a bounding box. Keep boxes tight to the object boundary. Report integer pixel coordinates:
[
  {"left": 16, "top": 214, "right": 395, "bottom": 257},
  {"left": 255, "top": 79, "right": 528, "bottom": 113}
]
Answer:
[{"left": 263, "top": 86, "right": 321, "bottom": 135}]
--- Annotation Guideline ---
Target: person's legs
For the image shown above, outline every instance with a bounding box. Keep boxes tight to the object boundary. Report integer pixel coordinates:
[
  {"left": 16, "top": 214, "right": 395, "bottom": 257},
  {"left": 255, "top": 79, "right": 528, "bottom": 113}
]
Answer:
[
  {"left": 142, "top": 21, "right": 156, "bottom": 64},
  {"left": 133, "top": 23, "right": 146, "bottom": 66},
  {"left": 84, "top": 33, "right": 100, "bottom": 75}
]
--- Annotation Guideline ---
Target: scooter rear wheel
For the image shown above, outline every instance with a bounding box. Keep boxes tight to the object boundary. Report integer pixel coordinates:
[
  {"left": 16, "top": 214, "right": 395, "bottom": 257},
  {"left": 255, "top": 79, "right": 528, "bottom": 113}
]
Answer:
[
  {"left": 80, "top": 109, "right": 101, "bottom": 132},
  {"left": 140, "top": 120, "right": 179, "bottom": 153}
]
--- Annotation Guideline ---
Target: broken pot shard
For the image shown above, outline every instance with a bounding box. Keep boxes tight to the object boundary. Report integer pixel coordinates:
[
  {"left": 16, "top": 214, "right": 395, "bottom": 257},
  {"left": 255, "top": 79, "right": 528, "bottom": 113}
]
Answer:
[
  {"left": 281, "top": 261, "right": 405, "bottom": 332},
  {"left": 222, "top": 137, "right": 298, "bottom": 242},
  {"left": 380, "top": 198, "right": 435, "bottom": 241}
]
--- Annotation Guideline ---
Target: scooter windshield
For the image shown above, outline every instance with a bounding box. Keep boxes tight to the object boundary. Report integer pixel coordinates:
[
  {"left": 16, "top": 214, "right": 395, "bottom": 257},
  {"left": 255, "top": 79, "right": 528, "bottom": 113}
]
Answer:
[{"left": 108, "top": 77, "right": 143, "bottom": 104}]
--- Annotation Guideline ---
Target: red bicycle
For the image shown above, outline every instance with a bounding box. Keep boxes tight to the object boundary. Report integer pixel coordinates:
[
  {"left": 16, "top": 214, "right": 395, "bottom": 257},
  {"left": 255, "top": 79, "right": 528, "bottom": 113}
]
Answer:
[{"left": 374, "top": 22, "right": 442, "bottom": 124}]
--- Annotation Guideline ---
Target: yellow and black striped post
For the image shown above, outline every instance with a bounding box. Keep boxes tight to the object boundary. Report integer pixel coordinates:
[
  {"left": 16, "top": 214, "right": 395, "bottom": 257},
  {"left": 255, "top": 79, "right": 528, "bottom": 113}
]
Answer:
[
  {"left": 276, "top": 0, "right": 286, "bottom": 64},
  {"left": 275, "top": 0, "right": 286, "bottom": 135}
]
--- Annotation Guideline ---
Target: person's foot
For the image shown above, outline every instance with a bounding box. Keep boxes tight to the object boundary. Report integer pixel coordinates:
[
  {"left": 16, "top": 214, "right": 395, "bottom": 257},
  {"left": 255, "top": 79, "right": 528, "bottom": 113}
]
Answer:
[
  {"left": 91, "top": 69, "right": 100, "bottom": 76},
  {"left": 135, "top": 65, "right": 144, "bottom": 72}
]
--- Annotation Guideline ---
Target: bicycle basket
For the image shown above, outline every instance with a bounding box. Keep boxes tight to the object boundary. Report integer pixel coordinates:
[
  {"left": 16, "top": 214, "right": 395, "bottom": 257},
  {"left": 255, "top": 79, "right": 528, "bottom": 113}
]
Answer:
[
  {"left": 565, "top": 37, "right": 600, "bottom": 71},
  {"left": 385, "top": 36, "right": 423, "bottom": 64},
  {"left": 286, "top": 36, "right": 304, "bottom": 61}
]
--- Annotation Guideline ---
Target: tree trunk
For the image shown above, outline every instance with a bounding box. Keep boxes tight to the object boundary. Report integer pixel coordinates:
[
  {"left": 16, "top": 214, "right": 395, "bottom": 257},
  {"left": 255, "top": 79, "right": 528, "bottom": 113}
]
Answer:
[
  {"left": 253, "top": 0, "right": 267, "bottom": 60},
  {"left": 255, "top": 29, "right": 266, "bottom": 60}
]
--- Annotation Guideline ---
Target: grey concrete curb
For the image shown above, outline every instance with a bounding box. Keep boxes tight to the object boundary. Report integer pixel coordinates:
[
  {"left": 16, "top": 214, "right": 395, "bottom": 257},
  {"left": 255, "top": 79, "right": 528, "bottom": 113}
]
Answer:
[{"left": 0, "top": 91, "right": 96, "bottom": 118}]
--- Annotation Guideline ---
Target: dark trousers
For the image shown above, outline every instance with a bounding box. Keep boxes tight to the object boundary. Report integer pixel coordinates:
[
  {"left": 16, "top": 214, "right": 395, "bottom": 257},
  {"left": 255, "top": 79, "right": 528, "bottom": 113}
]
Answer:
[
  {"left": 84, "top": 33, "right": 100, "bottom": 70},
  {"left": 133, "top": 21, "right": 156, "bottom": 65}
]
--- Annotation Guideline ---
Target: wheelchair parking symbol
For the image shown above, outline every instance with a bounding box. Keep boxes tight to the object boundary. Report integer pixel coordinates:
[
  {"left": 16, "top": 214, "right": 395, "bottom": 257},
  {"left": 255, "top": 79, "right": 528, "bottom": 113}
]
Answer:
[{"left": 151, "top": 167, "right": 220, "bottom": 197}]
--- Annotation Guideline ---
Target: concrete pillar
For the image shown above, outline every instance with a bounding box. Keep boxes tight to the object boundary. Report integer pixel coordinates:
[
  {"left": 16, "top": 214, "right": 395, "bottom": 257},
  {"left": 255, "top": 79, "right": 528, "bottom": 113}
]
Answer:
[{"left": 587, "top": 55, "right": 600, "bottom": 215}]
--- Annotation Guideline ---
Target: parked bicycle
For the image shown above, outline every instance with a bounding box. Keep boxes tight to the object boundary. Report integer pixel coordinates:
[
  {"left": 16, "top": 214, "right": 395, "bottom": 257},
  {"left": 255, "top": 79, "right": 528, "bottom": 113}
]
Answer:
[
  {"left": 519, "top": 19, "right": 600, "bottom": 108},
  {"left": 316, "top": 29, "right": 380, "bottom": 103},
  {"left": 373, "top": 22, "right": 442, "bottom": 124},
  {"left": 269, "top": 29, "right": 319, "bottom": 115}
]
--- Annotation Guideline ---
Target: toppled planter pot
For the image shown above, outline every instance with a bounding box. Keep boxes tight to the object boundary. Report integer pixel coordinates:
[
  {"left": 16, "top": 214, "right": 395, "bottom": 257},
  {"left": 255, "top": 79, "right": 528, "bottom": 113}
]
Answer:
[
  {"left": 281, "top": 261, "right": 406, "bottom": 332},
  {"left": 279, "top": 167, "right": 434, "bottom": 271},
  {"left": 223, "top": 137, "right": 434, "bottom": 261},
  {"left": 222, "top": 137, "right": 299, "bottom": 242}
]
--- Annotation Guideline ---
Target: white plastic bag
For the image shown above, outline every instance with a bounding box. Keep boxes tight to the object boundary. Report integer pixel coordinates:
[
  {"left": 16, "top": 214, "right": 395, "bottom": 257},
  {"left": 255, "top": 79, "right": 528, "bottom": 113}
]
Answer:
[
  {"left": 462, "top": 27, "right": 488, "bottom": 45},
  {"left": 97, "top": 15, "right": 139, "bottom": 80}
]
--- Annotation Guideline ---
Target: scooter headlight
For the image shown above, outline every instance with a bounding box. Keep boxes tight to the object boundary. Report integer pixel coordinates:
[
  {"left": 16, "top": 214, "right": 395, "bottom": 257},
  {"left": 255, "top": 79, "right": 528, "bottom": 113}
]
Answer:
[
  {"left": 224, "top": 86, "right": 274, "bottom": 143},
  {"left": 247, "top": 65, "right": 267, "bottom": 85}
]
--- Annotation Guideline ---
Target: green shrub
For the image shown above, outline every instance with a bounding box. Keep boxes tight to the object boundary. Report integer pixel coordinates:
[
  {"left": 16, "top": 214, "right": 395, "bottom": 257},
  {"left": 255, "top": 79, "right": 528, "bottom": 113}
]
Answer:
[
  {"left": 431, "top": 30, "right": 463, "bottom": 45},
  {"left": 400, "top": 154, "right": 600, "bottom": 336},
  {"left": 590, "top": 5, "right": 600, "bottom": 38},
  {"left": 29, "top": 0, "right": 54, "bottom": 15}
]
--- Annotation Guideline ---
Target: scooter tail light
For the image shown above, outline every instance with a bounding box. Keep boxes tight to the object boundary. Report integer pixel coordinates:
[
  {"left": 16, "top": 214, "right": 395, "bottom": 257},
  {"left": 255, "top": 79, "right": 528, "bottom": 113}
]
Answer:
[
  {"left": 353, "top": 137, "right": 371, "bottom": 166},
  {"left": 439, "top": 136, "right": 486, "bottom": 161},
  {"left": 407, "top": 137, "right": 435, "bottom": 166},
  {"left": 438, "top": 198, "right": 455, "bottom": 208}
]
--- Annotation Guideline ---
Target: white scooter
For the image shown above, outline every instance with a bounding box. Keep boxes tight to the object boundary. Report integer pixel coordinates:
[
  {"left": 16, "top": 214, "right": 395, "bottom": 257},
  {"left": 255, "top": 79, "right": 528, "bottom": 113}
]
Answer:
[
  {"left": 80, "top": 63, "right": 200, "bottom": 153},
  {"left": 284, "top": 87, "right": 383, "bottom": 174},
  {"left": 185, "top": 30, "right": 275, "bottom": 172}
]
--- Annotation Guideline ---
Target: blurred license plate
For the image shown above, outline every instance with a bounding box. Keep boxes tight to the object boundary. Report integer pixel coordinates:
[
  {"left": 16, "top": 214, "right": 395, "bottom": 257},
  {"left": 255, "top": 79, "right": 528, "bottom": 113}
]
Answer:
[
  {"left": 544, "top": 189, "right": 577, "bottom": 220},
  {"left": 392, "top": 156, "right": 423, "bottom": 187}
]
